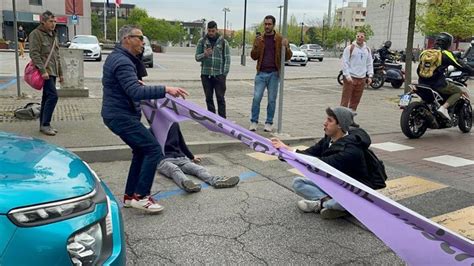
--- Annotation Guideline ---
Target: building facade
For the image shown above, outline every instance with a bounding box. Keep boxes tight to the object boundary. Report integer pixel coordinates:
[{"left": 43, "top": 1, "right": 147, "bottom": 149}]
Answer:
[
  {"left": 1, "top": 0, "right": 91, "bottom": 44},
  {"left": 365, "top": 0, "right": 425, "bottom": 51},
  {"left": 335, "top": 1, "right": 366, "bottom": 30}
]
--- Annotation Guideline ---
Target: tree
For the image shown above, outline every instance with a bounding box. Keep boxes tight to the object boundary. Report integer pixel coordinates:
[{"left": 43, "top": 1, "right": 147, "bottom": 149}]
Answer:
[
  {"left": 91, "top": 13, "right": 103, "bottom": 40},
  {"left": 416, "top": 0, "right": 474, "bottom": 44},
  {"left": 127, "top": 8, "right": 148, "bottom": 25},
  {"left": 107, "top": 18, "right": 127, "bottom": 41},
  {"left": 355, "top": 25, "right": 374, "bottom": 40},
  {"left": 306, "top": 27, "right": 322, "bottom": 45}
]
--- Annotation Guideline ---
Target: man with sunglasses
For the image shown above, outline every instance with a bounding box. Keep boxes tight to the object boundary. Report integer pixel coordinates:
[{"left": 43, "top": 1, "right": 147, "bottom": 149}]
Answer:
[{"left": 102, "top": 25, "right": 188, "bottom": 213}]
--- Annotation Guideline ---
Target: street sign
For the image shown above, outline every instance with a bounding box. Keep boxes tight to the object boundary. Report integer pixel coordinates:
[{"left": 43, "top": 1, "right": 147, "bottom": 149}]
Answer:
[{"left": 71, "top": 14, "right": 78, "bottom": 25}]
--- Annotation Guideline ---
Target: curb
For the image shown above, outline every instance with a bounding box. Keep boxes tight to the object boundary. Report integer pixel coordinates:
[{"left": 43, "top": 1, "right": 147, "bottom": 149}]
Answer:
[{"left": 70, "top": 136, "right": 317, "bottom": 163}]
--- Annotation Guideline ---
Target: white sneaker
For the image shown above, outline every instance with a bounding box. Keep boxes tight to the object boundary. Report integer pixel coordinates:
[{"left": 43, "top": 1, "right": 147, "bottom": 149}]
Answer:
[
  {"left": 249, "top": 122, "right": 257, "bottom": 131},
  {"left": 264, "top": 123, "right": 273, "bottom": 132},
  {"left": 297, "top": 199, "right": 322, "bottom": 213},
  {"left": 437, "top": 106, "right": 451, "bottom": 120},
  {"left": 130, "top": 196, "right": 164, "bottom": 213}
]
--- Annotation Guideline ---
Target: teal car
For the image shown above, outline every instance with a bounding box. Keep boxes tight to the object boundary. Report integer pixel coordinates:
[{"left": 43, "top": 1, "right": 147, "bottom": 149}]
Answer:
[{"left": 0, "top": 132, "right": 126, "bottom": 265}]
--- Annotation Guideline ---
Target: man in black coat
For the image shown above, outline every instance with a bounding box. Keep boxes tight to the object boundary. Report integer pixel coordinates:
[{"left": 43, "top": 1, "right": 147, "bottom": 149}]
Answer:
[{"left": 272, "top": 107, "right": 372, "bottom": 219}]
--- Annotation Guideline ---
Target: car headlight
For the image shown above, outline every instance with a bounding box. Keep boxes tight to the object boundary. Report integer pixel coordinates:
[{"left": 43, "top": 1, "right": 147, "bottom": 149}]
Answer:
[
  {"left": 8, "top": 190, "right": 97, "bottom": 227},
  {"left": 67, "top": 222, "right": 103, "bottom": 266}
]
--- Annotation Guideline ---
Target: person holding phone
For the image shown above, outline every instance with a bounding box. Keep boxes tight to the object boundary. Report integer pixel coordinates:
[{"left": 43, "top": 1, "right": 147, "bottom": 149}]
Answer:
[{"left": 195, "top": 21, "right": 231, "bottom": 118}]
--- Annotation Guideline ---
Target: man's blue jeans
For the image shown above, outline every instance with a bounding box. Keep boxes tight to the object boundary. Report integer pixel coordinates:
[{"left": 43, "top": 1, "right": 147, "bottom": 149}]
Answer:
[
  {"left": 251, "top": 71, "right": 279, "bottom": 125},
  {"left": 292, "top": 177, "right": 345, "bottom": 211},
  {"left": 103, "top": 117, "right": 163, "bottom": 196},
  {"left": 40, "top": 76, "right": 58, "bottom": 127}
]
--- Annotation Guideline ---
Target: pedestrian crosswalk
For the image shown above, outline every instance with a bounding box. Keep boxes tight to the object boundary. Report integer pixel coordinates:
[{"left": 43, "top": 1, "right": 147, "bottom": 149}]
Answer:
[{"left": 245, "top": 143, "right": 474, "bottom": 241}]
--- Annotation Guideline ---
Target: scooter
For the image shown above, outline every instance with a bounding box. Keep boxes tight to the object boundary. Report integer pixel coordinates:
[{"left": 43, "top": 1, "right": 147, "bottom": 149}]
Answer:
[{"left": 374, "top": 54, "right": 405, "bottom": 88}]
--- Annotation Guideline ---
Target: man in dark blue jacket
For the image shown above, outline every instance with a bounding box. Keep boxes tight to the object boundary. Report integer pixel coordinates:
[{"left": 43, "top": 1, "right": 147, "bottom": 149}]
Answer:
[
  {"left": 102, "top": 25, "right": 188, "bottom": 213},
  {"left": 272, "top": 107, "right": 375, "bottom": 219}
]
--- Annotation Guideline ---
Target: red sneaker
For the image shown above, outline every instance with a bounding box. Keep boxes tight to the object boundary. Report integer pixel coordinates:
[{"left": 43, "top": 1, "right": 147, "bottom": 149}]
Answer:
[
  {"left": 123, "top": 194, "right": 136, "bottom": 208},
  {"left": 130, "top": 196, "right": 164, "bottom": 213}
]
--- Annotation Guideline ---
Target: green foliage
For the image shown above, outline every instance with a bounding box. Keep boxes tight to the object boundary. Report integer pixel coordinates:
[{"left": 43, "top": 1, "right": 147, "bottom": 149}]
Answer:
[
  {"left": 306, "top": 27, "right": 322, "bottom": 45},
  {"left": 127, "top": 8, "right": 148, "bottom": 25},
  {"left": 106, "top": 18, "right": 127, "bottom": 41},
  {"left": 355, "top": 25, "right": 374, "bottom": 40},
  {"left": 416, "top": 0, "right": 474, "bottom": 40},
  {"left": 91, "top": 13, "right": 103, "bottom": 40}
]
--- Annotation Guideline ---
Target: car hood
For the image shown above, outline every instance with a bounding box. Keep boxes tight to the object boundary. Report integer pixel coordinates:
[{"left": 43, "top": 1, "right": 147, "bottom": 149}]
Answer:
[
  {"left": 69, "top": 43, "right": 100, "bottom": 50},
  {"left": 0, "top": 132, "right": 96, "bottom": 214},
  {"left": 291, "top": 51, "right": 307, "bottom": 56}
]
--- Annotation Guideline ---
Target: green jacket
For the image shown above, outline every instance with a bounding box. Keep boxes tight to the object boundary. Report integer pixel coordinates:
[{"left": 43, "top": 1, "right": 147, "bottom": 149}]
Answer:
[
  {"left": 195, "top": 35, "right": 231, "bottom": 76},
  {"left": 29, "top": 25, "right": 62, "bottom": 77}
]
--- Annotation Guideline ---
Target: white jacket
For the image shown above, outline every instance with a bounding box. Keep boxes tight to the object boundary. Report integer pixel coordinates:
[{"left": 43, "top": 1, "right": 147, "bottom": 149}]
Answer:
[{"left": 342, "top": 42, "right": 374, "bottom": 79}]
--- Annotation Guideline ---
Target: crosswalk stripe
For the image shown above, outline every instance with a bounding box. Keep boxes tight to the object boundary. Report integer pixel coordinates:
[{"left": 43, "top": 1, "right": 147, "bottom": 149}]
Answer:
[
  {"left": 423, "top": 155, "right": 474, "bottom": 167},
  {"left": 378, "top": 176, "right": 448, "bottom": 201},
  {"left": 371, "top": 142, "right": 414, "bottom": 152},
  {"left": 431, "top": 206, "right": 474, "bottom": 241},
  {"left": 247, "top": 152, "right": 278, "bottom": 161}
]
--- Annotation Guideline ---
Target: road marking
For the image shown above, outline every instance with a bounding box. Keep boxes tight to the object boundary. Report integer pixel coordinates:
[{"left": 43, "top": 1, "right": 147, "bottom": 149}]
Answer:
[
  {"left": 378, "top": 176, "right": 448, "bottom": 201},
  {"left": 423, "top": 155, "right": 474, "bottom": 167},
  {"left": 288, "top": 168, "right": 304, "bottom": 176},
  {"left": 431, "top": 206, "right": 474, "bottom": 241},
  {"left": 247, "top": 152, "right": 278, "bottom": 161},
  {"left": 240, "top": 80, "right": 254, "bottom": 87},
  {"left": 371, "top": 142, "right": 414, "bottom": 152}
]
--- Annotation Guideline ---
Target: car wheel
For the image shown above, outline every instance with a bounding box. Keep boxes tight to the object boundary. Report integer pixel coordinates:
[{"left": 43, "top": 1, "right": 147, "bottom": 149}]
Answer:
[
  {"left": 301, "top": 63, "right": 307, "bottom": 67},
  {"left": 318, "top": 58, "right": 323, "bottom": 62},
  {"left": 148, "top": 62, "right": 153, "bottom": 68},
  {"left": 96, "top": 54, "right": 102, "bottom": 62}
]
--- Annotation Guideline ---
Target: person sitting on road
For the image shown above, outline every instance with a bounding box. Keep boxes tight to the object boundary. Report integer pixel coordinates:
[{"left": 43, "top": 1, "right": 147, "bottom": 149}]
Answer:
[
  {"left": 271, "top": 107, "right": 380, "bottom": 219},
  {"left": 155, "top": 122, "right": 240, "bottom": 193},
  {"left": 378, "top": 40, "right": 395, "bottom": 63},
  {"left": 417, "top": 32, "right": 474, "bottom": 120}
]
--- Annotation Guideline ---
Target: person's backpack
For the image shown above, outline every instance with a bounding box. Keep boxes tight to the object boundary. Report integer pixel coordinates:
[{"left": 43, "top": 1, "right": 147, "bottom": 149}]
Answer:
[
  {"left": 418, "top": 49, "right": 442, "bottom": 78},
  {"left": 364, "top": 148, "right": 388, "bottom": 189},
  {"left": 14, "top": 102, "right": 41, "bottom": 120}
]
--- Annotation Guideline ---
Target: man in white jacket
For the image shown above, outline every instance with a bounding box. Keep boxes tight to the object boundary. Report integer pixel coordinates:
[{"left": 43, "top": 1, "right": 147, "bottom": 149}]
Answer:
[{"left": 340, "top": 32, "right": 373, "bottom": 111}]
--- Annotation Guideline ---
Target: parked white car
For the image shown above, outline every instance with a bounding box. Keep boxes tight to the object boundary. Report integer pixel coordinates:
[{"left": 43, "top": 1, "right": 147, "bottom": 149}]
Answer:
[
  {"left": 68, "top": 35, "right": 102, "bottom": 61},
  {"left": 286, "top": 44, "right": 308, "bottom": 66},
  {"left": 300, "top": 43, "right": 324, "bottom": 62}
]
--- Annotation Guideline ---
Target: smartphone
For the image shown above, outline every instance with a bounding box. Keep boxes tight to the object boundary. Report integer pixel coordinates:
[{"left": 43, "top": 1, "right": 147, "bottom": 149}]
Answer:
[{"left": 256, "top": 32, "right": 261, "bottom": 37}]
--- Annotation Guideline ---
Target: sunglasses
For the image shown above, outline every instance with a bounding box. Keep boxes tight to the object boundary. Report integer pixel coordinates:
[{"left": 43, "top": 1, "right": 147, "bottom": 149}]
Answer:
[{"left": 128, "top": 35, "right": 144, "bottom": 41}]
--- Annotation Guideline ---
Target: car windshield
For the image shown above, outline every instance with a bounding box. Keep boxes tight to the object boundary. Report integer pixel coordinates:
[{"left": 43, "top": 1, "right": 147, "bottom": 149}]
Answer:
[
  {"left": 290, "top": 44, "right": 300, "bottom": 51},
  {"left": 72, "top": 36, "right": 98, "bottom": 44},
  {"left": 309, "top": 45, "right": 322, "bottom": 50}
]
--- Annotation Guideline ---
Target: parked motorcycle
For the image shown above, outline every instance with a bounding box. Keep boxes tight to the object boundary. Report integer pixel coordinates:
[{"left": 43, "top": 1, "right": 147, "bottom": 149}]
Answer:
[
  {"left": 374, "top": 54, "right": 405, "bottom": 88},
  {"left": 399, "top": 79, "right": 472, "bottom": 139}
]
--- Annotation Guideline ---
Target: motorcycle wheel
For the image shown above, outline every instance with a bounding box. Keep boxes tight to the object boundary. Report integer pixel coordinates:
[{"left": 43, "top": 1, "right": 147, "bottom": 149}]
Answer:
[
  {"left": 458, "top": 103, "right": 472, "bottom": 133},
  {"left": 391, "top": 80, "right": 404, "bottom": 88},
  {"left": 337, "top": 72, "right": 344, "bottom": 85},
  {"left": 370, "top": 74, "right": 384, "bottom": 89},
  {"left": 400, "top": 102, "right": 429, "bottom": 139}
]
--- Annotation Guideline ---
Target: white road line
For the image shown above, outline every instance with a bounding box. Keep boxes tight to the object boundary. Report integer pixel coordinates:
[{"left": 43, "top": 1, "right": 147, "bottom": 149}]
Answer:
[
  {"left": 371, "top": 142, "right": 415, "bottom": 152},
  {"left": 423, "top": 155, "right": 474, "bottom": 167}
]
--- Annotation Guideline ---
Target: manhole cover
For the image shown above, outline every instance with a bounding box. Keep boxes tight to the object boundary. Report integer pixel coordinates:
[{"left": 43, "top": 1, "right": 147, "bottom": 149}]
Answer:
[{"left": 0, "top": 103, "right": 84, "bottom": 123}]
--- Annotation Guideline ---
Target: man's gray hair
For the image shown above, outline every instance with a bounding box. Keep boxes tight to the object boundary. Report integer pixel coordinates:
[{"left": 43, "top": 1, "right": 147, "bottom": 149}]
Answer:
[
  {"left": 118, "top": 25, "right": 140, "bottom": 44},
  {"left": 41, "top": 10, "right": 55, "bottom": 22}
]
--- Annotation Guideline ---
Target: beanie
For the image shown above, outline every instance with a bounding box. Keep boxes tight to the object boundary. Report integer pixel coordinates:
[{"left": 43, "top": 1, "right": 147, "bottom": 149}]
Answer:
[{"left": 328, "top": 107, "right": 356, "bottom": 132}]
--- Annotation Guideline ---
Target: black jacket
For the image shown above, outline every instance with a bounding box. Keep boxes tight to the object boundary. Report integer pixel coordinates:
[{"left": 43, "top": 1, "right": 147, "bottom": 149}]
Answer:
[
  {"left": 163, "top": 123, "right": 194, "bottom": 160},
  {"left": 418, "top": 49, "right": 473, "bottom": 89},
  {"left": 297, "top": 128, "right": 373, "bottom": 187},
  {"left": 378, "top": 46, "right": 393, "bottom": 63}
]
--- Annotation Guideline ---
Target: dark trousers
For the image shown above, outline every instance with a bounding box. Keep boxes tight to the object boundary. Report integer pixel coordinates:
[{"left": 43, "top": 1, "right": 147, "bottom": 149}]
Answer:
[
  {"left": 103, "top": 117, "right": 163, "bottom": 196},
  {"left": 40, "top": 76, "right": 58, "bottom": 127},
  {"left": 200, "top": 74, "right": 227, "bottom": 118}
]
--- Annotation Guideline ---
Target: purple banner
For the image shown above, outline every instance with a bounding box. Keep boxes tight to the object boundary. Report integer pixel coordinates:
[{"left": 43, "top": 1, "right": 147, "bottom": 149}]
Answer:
[{"left": 141, "top": 95, "right": 474, "bottom": 264}]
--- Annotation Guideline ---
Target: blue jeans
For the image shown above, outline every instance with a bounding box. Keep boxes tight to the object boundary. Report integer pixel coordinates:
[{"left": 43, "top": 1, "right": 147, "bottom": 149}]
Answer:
[
  {"left": 40, "top": 76, "right": 57, "bottom": 127},
  {"left": 251, "top": 71, "right": 279, "bottom": 125},
  {"left": 292, "top": 177, "right": 345, "bottom": 211},
  {"left": 103, "top": 117, "right": 163, "bottom": 196}
]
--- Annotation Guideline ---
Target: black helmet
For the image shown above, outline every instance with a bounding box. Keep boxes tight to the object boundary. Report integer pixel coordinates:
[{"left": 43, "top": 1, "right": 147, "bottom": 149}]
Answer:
[
  {"left": 384, "top": 40, "right": 392, "bottom": 48},
  {"left": 435, "top": 32, "right": 453, "bottom": 50}
]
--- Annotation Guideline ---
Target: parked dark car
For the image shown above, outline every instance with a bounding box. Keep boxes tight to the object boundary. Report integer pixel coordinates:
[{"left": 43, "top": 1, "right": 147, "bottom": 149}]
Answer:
[{"left": 142, "top": 36, "right": 153, "bottom": 68}]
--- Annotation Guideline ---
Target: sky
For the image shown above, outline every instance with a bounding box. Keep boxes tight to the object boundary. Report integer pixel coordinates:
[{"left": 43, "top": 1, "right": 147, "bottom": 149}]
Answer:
[{"left": 119, "top": 0, "right": 366, "bottom": 30}]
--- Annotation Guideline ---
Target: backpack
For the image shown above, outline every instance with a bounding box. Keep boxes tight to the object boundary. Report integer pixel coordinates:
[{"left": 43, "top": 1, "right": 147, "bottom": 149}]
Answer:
[
  {"left": 14, "top": 102, "right": 41, "bottom": 120},
  {"left": 418, "top": 49, "right": 442, "bottom": 78},
  {"left": 349, "top": 44, "right": 370, "bottom": 58},
  {"left": 364, "top": 148, "right": 388, "bottom": 189}
]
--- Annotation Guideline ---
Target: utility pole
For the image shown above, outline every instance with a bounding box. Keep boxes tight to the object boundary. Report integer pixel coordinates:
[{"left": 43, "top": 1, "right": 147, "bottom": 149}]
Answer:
[
  {"left": 241, "top": 0, "right": 247, "bottom": 66},
  {"left": 12, "top": 0, "right": 21, "bottom": 97},
  {"left": 277, "top": 0, "right": 288, "bottom": 133},
  {"left": 223, "top": 8, "right": 230, "bottom": 39},
  {"left": 277, "top": 5, "right": 283, "bottom": 33},
  {"left": 404, "top": 0, "right": 416, "bottom": 93},
  {"left": 73, "top": 0, "right": 77, "bottom": 36},
  {"left": 104, "top": 0, "right": 107, "bottom": 40},
  {"left": 300, "top": 22, "right": 304, "bottom": 46}
]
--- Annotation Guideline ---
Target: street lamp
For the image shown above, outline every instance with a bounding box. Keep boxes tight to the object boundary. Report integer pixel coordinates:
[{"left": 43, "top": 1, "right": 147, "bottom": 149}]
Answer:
[
  {"left": 223, "top": 7, "right": 230, "bottom": 38},
  {"left": 300, "top": 22, "right": 304, "bottom": 46}
]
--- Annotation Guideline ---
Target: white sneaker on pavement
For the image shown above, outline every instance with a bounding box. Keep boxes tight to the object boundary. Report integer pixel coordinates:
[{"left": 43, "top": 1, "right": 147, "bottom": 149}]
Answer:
[
  {"left": 130, "top": 196, "right": 164, "bottom": 213},
  {"left": 297, "top": 199, "right": 322, "bottom": 213},
  {"left": 264, "top": 123, "right": 273, "bottom": 132},
  {"left": 249, "top": 122, "right": 258, "bottom": 131},
  {"left": 437, "top": 106, "right": 451, "bottom": 120}
]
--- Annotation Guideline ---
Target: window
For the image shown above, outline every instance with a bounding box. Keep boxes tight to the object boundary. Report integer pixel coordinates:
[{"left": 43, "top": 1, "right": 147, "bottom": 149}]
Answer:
[{"left": 29, "top": 0, "right": 42, "bottom": 5}]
